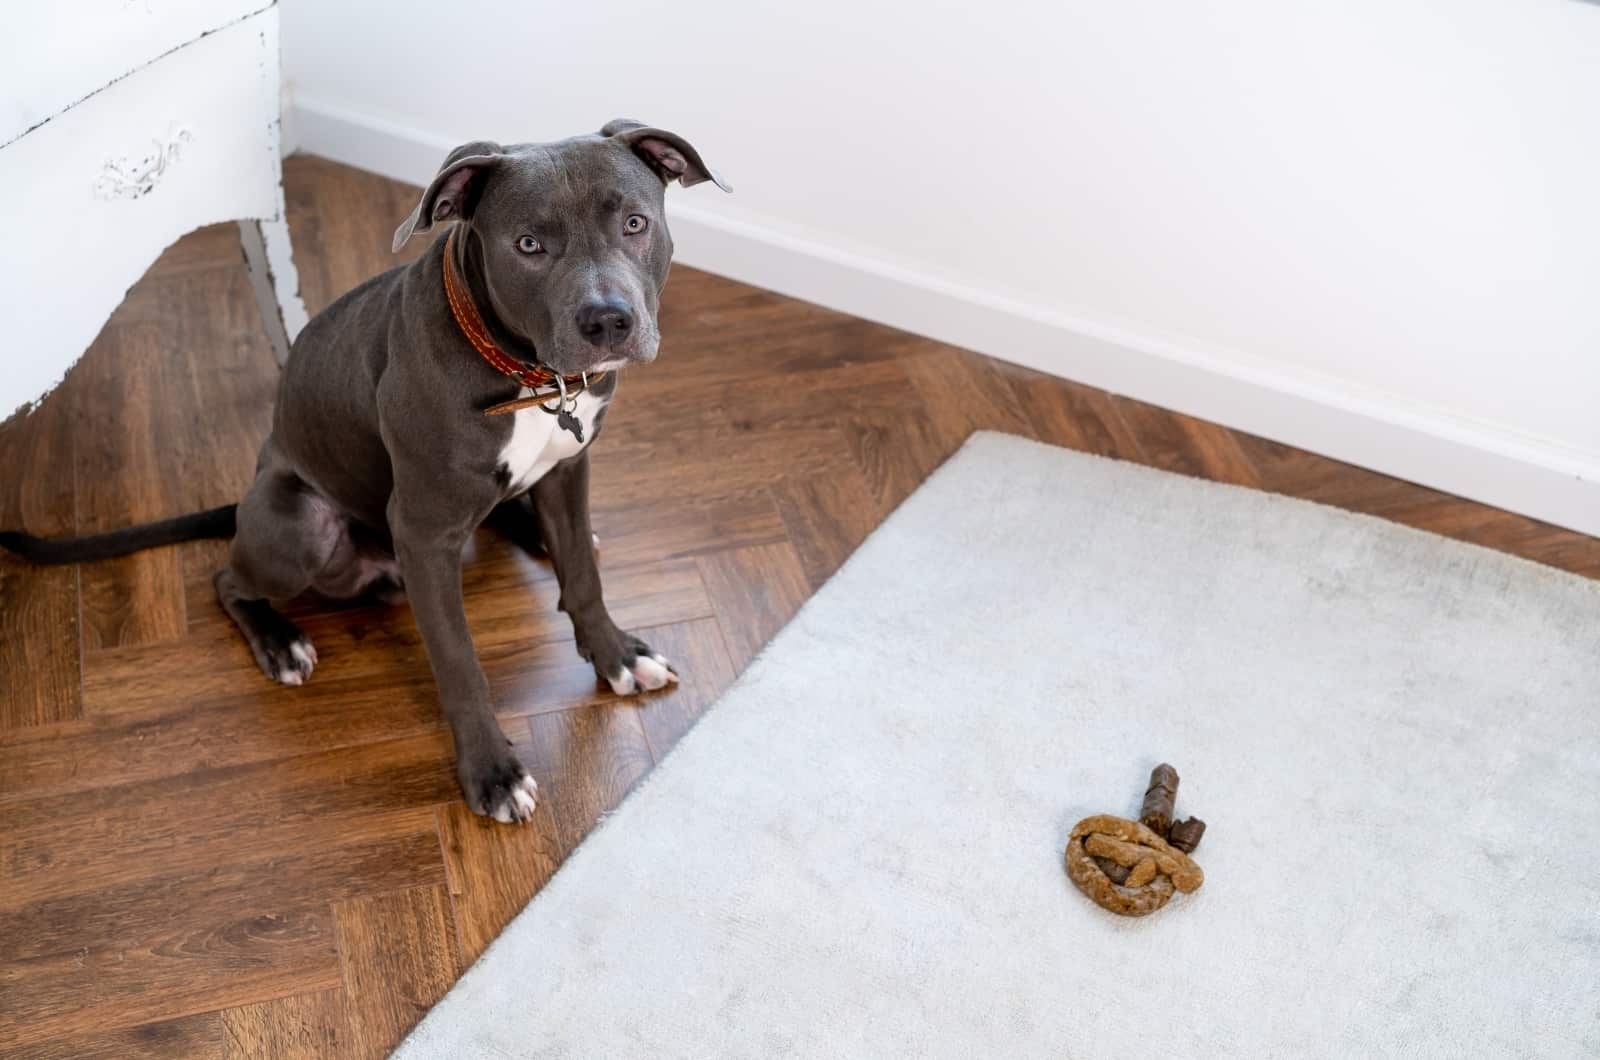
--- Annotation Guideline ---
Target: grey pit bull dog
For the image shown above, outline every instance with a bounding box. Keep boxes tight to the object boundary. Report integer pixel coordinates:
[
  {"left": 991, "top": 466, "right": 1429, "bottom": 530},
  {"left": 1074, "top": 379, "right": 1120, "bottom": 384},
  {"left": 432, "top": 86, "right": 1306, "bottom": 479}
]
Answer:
[{"left": 0, "top": 120, "right": 730, "bottom": 824}]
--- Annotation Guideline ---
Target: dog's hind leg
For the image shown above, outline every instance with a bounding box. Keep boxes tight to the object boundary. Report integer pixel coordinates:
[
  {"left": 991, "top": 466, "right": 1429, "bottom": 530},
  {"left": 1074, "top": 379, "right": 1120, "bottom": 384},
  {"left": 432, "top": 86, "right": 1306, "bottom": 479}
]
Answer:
[
  {"left": 486, "top": 493, "right": 600, "bottom": 558},
  {"left": 214, "top": 451, "right": 338, "bottom": 686},
  {"left": 483, "top": 495, "right": 545, "bottom": 554},
  {"left": 216, "top": 573, "right": 319, "bottom": 685}
]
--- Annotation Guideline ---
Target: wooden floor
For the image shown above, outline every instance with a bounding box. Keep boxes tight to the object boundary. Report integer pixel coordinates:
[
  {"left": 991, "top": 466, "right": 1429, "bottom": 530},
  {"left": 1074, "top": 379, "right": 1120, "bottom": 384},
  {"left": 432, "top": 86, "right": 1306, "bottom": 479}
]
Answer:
[{"left": 1, "top": 155, "right": 1595, "bottom": 1057}]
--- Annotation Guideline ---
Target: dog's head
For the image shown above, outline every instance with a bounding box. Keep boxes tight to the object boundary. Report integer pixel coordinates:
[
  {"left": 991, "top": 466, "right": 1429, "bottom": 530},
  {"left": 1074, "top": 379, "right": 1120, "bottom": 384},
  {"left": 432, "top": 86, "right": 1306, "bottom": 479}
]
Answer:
[{"left": 394, "top": 120, "right": 730, "bottom": 375}]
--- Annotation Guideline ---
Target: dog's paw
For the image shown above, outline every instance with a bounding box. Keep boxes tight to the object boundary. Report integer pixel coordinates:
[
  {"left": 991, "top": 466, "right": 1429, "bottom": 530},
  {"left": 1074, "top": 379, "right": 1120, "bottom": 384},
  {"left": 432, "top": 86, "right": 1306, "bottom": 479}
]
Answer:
[
  {"left": 461, "top": 755, "right": 539, "bottom": 824},
  {"left": 257, "top": 631, "right": 318, "bottom": 686},
  {"left": 369, "top": 572, "right": 407, "bottom": 607},
  {"left": 489, "top": 773, "right": 540, "bottom": 824},
  {"left": 604, "top": 639, "right": 678, "bottom": 696}
]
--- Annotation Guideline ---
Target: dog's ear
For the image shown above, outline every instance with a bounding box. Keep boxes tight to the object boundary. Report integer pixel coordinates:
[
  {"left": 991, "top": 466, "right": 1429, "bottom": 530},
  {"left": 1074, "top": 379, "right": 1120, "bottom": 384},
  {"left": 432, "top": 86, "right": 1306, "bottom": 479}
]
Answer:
[
  {"left": 392, "top": 141, "right": 505, "bottom": 252},
  {"left": 601, "top": 119, "right": 731, "bottom": 193}
]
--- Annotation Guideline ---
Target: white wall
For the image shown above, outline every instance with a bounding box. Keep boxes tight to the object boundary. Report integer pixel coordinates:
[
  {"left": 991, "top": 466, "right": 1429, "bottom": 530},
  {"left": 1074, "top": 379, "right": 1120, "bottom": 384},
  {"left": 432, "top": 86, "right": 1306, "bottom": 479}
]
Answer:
[{"left": 284, "top": 0, "right": 1600, "bottom": 535}]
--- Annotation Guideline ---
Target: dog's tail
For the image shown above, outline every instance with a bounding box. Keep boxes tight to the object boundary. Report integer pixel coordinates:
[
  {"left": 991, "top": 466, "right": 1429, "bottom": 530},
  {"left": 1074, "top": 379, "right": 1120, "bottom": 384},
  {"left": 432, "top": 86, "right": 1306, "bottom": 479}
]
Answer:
[{"left": 0, "top": 504, "right": 237, "bottom": 565}]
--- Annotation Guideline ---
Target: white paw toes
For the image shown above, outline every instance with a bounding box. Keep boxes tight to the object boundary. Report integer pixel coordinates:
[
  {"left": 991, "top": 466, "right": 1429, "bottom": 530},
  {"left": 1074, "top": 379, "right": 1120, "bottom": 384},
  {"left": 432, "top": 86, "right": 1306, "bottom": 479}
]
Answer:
[
  {"left": 491, "top": 775, "right": 540, "bottom": 824},
  {"left": 272, "top": 638, "right": 318, "bottom": 686},
  {"left": 607, "top": 652, "right": 678, "bottom": 696},
  {"left": 634, "top": 653, "right": 676, "bottom": 691}
]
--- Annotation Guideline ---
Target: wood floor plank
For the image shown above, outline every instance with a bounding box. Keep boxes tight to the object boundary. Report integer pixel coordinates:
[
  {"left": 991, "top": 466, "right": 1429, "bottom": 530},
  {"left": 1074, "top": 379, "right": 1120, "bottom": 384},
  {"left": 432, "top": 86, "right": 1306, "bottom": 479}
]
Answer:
[
  {"left": 0, "top": 830, "right": 445, "bottom": 963},
  {"left": 0, "top": 676, "right": 441, "bottom": 804},
  {"left": 528, "top": 703, "right": 656, "bottom": 861},
  {"left": 0, "top": 378, "right": 76, "bottom": 537},
  {"left": 843, "top": 412, "right": 954, "bottom": 517},
  {"left": 696, "top": 542, "right": 815, "bottom": 672},
  {"left": 220, "top": 989, "right": 352, "bottom": 1060},
  {"left": 1495, "top": 527, "right": 1600, "bottom": 578},
  {"left": 1, "top": 735, "right": 454, "bottom": 908},
  {"left": 436, "top": 781, "right": 563, "bottom": 966},
  {"left": 594, "top": 401, "right": 843, "bottom": 499},
  {"left": 0, "top": 560, "right": 81, "bottom": 729},
  {"left": 995, "top": 362, "right": 1145, "bottom": 459},
  {"left": 770, "top": 464, "right": 888, "bottom": 590},
  {"left": 0, "top": 377, "right": 81, "bottom": 729},
  {"left": 1110, "top": 396, "right": 1263, "bottom": 487},
  {"left": 902, "top": 344, "right": 1036, "bottom": 451},
  {"left": 73, "top": 547, "right": 184, "bottom": 652},
  {"left": 691, "top": 355, "right": 920, "bottom": 463},
  {"left": 487, "top": 617, "right": 706, "bottom": 721},
  {"left": 626, "top": 316, "right": 913, "bottom": 405},
  {"left": 282, "top": 156, "right": 431, "bottom": 316},
  {"left": 656, "top": 291, "right": 870, "bottom": 366},
  {"left": 631, "top": 617, "right": 742, "bottom": 761},
  {"left": 0, "top": 904, "right": 338, "bottom": 1053},
  {"left": 585, "top": 485, "right": 791, "bottom": 569},
  {"left": 0, "top": 432, "right": 80, "bottom": 730},
  {"left": 137, "top": 247, "right": 278, "bottom": 513},
  {"left": 334, "top": 885, "right": 462, "bottom": 1060},
  {"left": 71, "top": 290, "right": 189, "bottom": 650},
  {"left": 595, "top": 359, "right": 920, "bottom": 538},
  {"left": 144, "top": 221, "right": 246, "bottom": 278},
  {"left": 3, "top": 1011, "right": 227, "bottom": 1060}
]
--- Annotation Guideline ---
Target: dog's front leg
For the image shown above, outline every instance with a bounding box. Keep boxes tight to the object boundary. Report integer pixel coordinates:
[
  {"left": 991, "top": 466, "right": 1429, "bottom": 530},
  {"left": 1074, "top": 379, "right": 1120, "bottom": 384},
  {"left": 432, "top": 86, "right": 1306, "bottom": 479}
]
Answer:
[
  {"left": 530, "top": 452, "right": 677, "bottom": 695},
  {"left": 390, "top": 504, "right": 538, "bottom": 823}
]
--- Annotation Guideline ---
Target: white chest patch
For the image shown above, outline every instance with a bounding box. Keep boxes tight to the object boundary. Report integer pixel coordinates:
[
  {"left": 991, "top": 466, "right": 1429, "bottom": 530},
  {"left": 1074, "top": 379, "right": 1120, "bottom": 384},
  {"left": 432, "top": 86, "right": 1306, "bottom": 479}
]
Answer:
[{"left": 497, "top": 389, "right": 606, "bottom": 495}]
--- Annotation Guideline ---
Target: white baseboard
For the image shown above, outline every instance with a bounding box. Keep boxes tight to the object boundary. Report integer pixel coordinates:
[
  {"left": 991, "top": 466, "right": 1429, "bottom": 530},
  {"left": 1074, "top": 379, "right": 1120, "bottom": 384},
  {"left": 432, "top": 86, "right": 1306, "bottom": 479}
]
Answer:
[{"left": 290, "top": 96, "right": 1600, "bottom": 540}]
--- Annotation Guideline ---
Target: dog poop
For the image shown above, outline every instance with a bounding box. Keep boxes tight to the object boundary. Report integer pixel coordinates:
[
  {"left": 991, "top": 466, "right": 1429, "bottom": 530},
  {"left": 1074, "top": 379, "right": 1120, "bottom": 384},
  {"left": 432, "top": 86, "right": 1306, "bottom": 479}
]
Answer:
[
  {"left": 1139, "top": 763, "right": 1180, "bottom": 835},
  {"left": 1094, "top": 857, "right": 1132, "bottom": 884},
  {"left": 1065, "top": 764, "right": 1208, "bottom": 917},
  {"left": 1167, "top": 817, "right": 1207, "bottom": 854}
]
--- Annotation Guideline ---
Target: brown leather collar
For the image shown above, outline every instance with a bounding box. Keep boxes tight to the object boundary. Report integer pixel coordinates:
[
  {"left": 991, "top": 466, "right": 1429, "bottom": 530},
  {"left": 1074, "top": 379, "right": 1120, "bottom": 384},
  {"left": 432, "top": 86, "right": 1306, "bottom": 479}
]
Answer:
[{"left": 442, "top": 229, "right": 605, "bottom": 415}]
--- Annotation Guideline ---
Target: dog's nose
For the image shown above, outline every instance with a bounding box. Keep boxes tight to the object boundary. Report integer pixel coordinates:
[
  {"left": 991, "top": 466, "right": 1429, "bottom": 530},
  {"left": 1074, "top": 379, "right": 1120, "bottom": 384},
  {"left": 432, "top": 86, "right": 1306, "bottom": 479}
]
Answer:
[{"left": 575, "top": 300, "right": 635, "bottom": 347}]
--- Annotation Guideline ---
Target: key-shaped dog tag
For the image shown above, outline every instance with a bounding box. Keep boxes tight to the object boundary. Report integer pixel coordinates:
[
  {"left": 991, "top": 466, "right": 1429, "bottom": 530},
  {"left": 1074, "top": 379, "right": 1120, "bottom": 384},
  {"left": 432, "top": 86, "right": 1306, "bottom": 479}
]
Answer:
[{"left": 556, "top": 407, "right": 584, "bottom": 443}]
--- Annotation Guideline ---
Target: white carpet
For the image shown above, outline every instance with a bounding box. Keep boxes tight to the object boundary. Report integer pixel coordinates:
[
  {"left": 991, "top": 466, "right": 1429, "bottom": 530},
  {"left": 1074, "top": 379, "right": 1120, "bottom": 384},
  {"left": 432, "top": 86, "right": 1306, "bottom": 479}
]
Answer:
[{"left": 395, "top": 432, "right": 1600, "bottom": 1059}]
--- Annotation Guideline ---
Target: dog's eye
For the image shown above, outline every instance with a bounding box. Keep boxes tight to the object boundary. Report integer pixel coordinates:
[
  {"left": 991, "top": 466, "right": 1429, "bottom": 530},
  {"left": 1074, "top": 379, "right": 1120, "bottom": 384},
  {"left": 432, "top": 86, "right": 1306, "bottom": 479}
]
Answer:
[
  {"left": 516, "top": 235, "right": 543, "bottom": 254},
  {"left": 623, "top": 214, "right": 648, "bottom": 235}
]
